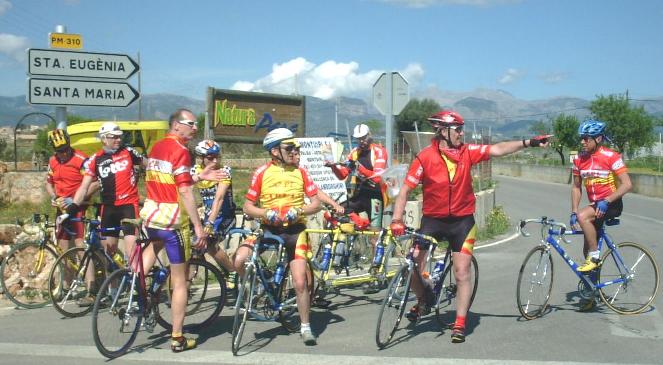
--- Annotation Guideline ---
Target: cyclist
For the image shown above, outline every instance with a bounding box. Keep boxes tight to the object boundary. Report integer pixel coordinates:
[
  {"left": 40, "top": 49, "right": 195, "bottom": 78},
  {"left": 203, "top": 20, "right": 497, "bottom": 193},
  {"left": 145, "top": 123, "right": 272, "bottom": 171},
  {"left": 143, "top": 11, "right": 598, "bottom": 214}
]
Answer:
[
  {"left": 45, "top": 129, "right": 92, "bottom": 255},
  {"left": 66, "top": 122, "right": 146, "bottom": 306},
  {"left": 390, "top": 110, "right": 551, "bottom": 343},
  {"left": 570, "top": 119, "right": 632, "bottom": 311},
  {"left": 138, "top": 108, "right": 216, "bottom": 353},
  {"left": 191, "top": 139, "right": 236, "bottom": 274},
  {"left": 234, "top": 128, "right": 321, "bottom": 346}
]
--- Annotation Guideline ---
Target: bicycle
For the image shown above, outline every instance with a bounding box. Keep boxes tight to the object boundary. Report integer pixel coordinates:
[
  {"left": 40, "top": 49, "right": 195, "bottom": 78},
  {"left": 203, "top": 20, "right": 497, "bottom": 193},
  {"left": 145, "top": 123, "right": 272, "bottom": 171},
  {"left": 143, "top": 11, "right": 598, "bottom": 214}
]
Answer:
[
  {"left": 91, "top": 218, "right": 226, "bottom": 359},
  {"left": 1, "top": 213, "right": 64, "bottom": 309},
  {"left": 48, "top": 216, "right": 124, "bottom": 318},
  {"left": 375, "top": 228, "right": 479, "bottom": 348},
  {"left": 231, "top": 227, "right": 313, "bottom": 355},
  {"left": 517, "top": 216, "right": 659, "bottom": 319}
]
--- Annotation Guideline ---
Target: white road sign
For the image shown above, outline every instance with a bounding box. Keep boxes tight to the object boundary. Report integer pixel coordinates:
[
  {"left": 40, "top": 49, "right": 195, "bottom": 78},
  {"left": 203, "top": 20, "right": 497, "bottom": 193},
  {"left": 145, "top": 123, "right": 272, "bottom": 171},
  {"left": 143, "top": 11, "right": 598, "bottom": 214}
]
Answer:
[
  {"left": 28, "top": 48, "right": 139, "bottom": 79},
  {"left": 28, "top": 78, "right": 140, "bottom": 107},
  {"left": 372, "top": 72, "right": 409, "bottom": 116}
]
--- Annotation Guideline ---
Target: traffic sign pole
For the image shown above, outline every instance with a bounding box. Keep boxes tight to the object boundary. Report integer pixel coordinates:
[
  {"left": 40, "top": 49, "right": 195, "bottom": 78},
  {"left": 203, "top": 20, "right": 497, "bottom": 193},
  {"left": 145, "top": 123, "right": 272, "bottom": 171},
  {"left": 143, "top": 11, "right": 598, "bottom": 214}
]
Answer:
[
  {"left": 386, "top": 73, "right": 393, "bottom": 167},
  {"left": 53, "top": 25, "right": 67, "bottom": 130},
  {"left": 373, "top": 72, "right": 409, "bottom": 167}
]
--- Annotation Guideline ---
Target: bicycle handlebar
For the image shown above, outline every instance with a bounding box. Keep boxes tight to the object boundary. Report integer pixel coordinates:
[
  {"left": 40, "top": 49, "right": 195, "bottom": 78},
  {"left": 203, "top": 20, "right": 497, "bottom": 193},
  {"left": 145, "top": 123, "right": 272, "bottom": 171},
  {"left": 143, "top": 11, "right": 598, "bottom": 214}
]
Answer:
[{"left": 519, "top": 217, "right": 572, "bottom": 244}]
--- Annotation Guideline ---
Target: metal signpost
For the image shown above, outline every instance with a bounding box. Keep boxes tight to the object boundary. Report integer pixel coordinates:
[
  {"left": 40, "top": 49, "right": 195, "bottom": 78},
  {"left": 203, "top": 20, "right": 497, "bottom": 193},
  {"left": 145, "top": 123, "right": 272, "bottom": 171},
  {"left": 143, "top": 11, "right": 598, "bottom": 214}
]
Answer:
[{"left": 373, "top": 71, "right": 409, "bottom": 165}]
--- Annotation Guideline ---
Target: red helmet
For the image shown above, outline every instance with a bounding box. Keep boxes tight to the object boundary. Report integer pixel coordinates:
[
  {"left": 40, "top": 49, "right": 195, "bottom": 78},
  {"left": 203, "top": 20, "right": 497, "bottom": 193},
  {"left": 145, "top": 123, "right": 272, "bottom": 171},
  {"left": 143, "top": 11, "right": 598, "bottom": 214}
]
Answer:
[{"left": 427, "top": 110, "right": 464, "bottom": 126}]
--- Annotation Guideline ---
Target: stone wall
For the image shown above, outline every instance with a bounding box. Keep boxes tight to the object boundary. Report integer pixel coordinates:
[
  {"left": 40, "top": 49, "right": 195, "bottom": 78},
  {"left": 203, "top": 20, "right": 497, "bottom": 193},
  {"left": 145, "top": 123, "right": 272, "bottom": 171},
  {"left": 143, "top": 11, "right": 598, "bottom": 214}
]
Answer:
[{"left": 0, "top": 171, "right": 48, "bottom": 205}]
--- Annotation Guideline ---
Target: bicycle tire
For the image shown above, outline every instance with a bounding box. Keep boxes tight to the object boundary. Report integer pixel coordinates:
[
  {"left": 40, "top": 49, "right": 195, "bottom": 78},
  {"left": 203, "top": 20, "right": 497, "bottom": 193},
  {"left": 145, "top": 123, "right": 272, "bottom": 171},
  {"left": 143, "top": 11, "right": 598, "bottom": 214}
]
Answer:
[
  {"left": 91, "top": 268, "right": 142, "bottom": 359},
  {"left": 516, "top": 245, "right": 554, "bottom": 320},
  {"left": 1, "top": 241, "right": 60, "bottom": 309},
  {"left": 49, "top": 247, "right": 107, "bottom": 317},
  {"left": 156, "top": 258, "right": 227, "bottom": 330},
  {"left": 278, "top": 262, "right": 315, "bottom": 333},
  {"left": 375, "top": 264, "right": 413, "bottom": 349},
  {"left": 232, "top": 266, "right": 255, "bottom": 355},
  {"left": 598, "top": 241, "right": 659, "bottom": 314}
]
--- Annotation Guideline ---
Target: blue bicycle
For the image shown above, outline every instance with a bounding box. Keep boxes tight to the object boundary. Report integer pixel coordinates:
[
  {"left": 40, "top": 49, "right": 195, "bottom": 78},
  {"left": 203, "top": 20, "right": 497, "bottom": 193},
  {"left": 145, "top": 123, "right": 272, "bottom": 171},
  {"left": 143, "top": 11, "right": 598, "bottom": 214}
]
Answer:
[{"left": 517, "top": 216, "right": 659, "bottom": 318}]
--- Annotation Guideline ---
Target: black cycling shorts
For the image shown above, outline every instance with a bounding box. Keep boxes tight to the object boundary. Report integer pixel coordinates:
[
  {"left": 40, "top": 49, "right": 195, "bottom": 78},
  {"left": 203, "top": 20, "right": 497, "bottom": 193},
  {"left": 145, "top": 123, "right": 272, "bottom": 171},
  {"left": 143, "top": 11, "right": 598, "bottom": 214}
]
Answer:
[
  {"left": 347, "top": 187, "right": 384, "bottom": 227},
  {"left": 416, "top": 215, "right": 477, "bottom": 255},
  {"left": 594, "top": 198, "right": 623, "bottom": 227},
  {"left": 101, "top": 203, "right": 139, "bottom": 237},
  {"left": 262, "top": 223, "right": 309, "bottom": 261}
]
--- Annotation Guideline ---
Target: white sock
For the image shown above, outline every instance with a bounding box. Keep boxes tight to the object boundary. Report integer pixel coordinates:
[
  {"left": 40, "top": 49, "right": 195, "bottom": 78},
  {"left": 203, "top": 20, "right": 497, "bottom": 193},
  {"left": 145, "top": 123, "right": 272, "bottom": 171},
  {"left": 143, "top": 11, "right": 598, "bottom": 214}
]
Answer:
[
  {"left": 588, "top": 250, "right": 600, "bottom": 260},
  {"left": 300, "top": 323, "right": 311, "bottom": 333}
]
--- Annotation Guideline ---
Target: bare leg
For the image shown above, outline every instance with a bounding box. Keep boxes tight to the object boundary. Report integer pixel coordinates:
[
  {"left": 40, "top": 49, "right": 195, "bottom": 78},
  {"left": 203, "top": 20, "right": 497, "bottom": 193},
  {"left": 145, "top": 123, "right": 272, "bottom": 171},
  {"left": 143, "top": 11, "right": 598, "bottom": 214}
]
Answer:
[
  {"left": 169, "top": 262, "right": 187, "bottom": 336},
  {"left": 452, "top": 252, "right": 472, "bottom": 318},
  {"left": 289, "top": 258, "right": 310, "bottom": 324}
]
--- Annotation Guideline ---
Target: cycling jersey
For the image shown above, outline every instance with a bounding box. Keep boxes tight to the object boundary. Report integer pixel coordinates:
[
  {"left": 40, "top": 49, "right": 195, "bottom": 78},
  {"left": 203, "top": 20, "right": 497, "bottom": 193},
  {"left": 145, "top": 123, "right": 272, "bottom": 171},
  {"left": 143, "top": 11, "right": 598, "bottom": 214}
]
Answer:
[
  {"left": 191, "top": 164, "right": 236, "bottom": 218},
  {"left": 245, "top": 161, "right": 318, "bottom": 225},
  {"left": 86, "top": 147, "right": 143, "bottom": 205},
  {"left": 140, "top": 134, "right": 193, "bottom": 230},
  {"left": 47, "top": 149, "right": 89, "bottom": 198},
  {"left": 332, "top": 143, "right": 387, "bottom": 188},
  {"left": 405, "top": 139, "right": 491, "bottom": 218},
  {"left": 572, "top": 146, "right": 627, "bottom": 203}
]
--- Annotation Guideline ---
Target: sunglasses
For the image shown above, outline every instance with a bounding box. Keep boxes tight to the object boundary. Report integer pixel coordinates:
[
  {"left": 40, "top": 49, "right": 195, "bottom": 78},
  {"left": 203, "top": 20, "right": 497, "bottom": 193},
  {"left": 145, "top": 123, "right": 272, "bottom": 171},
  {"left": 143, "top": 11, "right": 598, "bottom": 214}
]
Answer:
[
  {"left": 448, "top": 125, "right": 463, "bottom": 132},
  {"left": 281, "top": 144, "right": 301, "bottom": 153},
  {"left": 103, "top": 135, "right": 122, "bottom": 140},
  {"left": 177, "top": 119, "right": 196, "bottom": 128},
  {"left": 580, "top": 135, "right": 594, "bottom": 141}
]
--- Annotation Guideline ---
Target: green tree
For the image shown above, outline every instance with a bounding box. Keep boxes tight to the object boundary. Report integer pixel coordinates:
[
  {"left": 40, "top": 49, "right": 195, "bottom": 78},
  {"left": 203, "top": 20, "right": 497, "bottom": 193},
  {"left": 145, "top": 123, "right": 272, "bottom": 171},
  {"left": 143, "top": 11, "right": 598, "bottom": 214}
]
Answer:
[
  {"left": 551, "top": 114, "right": 580, "bottom": 165},
  {"left": 589, "top": 94, "right": 655, "bottom": 156},
  {"left": 363, "top": 119, "right": 383, "bottom": 136},
  {"left": 529, "top": 120, "right": 551, "bottom": 135},
  {"left": 395, "top": 98, "right": 441, "bottom": 132}
]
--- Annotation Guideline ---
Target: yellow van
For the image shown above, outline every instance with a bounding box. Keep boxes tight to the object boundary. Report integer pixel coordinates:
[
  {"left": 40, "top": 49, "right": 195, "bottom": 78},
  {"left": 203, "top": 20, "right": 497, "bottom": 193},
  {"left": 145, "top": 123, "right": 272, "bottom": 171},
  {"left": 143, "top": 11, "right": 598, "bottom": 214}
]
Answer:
[{"left": 66, "top": 121, "right": 168, "bottom": 155}]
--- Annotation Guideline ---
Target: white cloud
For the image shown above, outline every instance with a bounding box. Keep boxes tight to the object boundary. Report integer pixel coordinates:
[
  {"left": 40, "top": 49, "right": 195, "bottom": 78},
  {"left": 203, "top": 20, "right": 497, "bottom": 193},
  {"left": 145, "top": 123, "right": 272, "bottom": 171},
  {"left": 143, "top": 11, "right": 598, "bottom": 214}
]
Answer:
[
  {"left": 540, "top": 72, "right": 569, "bottom": 84},
  {"left": 231, "top": 57, "right": 424, "bottom": 100},
  {"left": 0, "top": 33, "right": 29, "bottom": 61},
  {"left": 377, "top": 0, "right": 522, "bottom": 8},
  {"left": 0, "top": 0, "right": 12, "bottom": 16},
  {"left": 497, "top": 68, "right": 524, "bottom": 84}
]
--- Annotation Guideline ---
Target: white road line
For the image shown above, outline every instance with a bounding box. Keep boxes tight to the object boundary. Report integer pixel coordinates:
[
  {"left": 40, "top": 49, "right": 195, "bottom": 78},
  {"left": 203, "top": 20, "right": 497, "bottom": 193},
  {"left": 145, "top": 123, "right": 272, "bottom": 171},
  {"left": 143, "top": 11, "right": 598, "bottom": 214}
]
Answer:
[
  {"left": 622, "top": 211, "right": 663, "bottom": 225},
  {"left": 0, "top": 342, "right": 652, "bottom": 365},
  {"left": 475, "top": 231, "right": 520, "bottom": 251}
]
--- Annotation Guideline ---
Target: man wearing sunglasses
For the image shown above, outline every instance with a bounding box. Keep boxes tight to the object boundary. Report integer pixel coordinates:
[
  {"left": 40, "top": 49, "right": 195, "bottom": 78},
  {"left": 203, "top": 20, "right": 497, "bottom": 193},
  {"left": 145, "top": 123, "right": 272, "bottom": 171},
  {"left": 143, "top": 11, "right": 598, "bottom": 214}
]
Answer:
[
  {"left": 389, "top": 110, "right": 551, "bottom": 343},
  {"left": 570, "top": 119, "right": 632, "bottom": 311}
]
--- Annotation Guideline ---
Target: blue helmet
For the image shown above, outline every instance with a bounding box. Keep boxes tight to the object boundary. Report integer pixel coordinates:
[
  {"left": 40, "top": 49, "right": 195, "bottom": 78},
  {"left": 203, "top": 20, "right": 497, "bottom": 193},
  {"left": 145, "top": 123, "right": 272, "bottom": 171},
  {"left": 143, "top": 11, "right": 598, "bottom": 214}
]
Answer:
[{"left": 578, "top": 119, "right": 606, "bottom": 137}]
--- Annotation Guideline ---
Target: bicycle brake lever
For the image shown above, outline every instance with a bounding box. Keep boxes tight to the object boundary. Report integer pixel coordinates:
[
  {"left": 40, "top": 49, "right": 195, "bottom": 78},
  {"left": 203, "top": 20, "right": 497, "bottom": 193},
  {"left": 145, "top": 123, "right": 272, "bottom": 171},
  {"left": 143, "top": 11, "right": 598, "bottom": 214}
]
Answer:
[{"left": 519, "top": 220, "right": 531, "bottom": 237}]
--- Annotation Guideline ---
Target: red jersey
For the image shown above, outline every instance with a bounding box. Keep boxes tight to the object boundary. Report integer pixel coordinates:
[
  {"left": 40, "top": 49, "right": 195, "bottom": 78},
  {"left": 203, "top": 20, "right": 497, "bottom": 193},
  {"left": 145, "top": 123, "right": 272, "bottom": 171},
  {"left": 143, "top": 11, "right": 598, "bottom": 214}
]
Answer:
[
  {"left": 332, "top": 143, "right": 387, "bottom": 185},
  {"left": 572, "top": 146, "right": 627, "bottom": 202},
  {"left": 86, "top": 147, "right": 143, "bottom": 206},
  {"left": 405, "top": 139, "right": 491, "bottom": 218},
  {"left": 140, "top": 134, "right": 193, "bottom": 230},
  {"left": 47, "top": 149, "right": 89, "bottom": 198}
]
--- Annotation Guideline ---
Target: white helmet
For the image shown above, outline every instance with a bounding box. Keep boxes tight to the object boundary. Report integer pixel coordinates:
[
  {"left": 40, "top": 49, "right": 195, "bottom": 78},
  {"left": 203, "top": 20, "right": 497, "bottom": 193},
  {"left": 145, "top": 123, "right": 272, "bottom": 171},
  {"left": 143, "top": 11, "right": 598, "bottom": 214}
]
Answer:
[
  {"left": 99, "top": 122, "right": 123, "bottom": 137},
  {"left": 352, "top": 124, "right": 370, "bottom": 139},
  {"left": 263, "top": 128, "right": 295, "bottom": 151},
  {"left": 194, "top": 139, "right": 220, "bottom": 156}
]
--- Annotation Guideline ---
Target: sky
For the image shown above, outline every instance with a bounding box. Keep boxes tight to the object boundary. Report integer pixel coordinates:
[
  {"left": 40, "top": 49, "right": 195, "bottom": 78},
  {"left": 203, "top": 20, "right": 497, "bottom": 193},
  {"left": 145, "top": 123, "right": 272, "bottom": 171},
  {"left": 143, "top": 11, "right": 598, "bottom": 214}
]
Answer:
[{"left": 1, "top": 0, "right": 662, "bottom": 102}]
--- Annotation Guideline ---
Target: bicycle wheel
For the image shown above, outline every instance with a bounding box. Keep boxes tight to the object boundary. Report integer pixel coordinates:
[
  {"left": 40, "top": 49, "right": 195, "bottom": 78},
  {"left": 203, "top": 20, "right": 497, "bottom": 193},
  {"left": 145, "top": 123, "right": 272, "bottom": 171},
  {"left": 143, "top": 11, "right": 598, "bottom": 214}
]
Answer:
[
  {"left": 598, "top": 242, "right": 659, "bottom": 314},
  {"left": 92, "top": 268, "right": 142, "bottom": 359},
  {"left": 1, "top": 241, "right": 60, "bottom": 309},
  {"left": 156, "top": 258, "right": 227, "bottom": 330},
  {"left": 349, "top": 234, "right": 372, "bottom": 269},
  {"left": 435, "top": 253, "right": 479, "bottom": 323},
  {"left": 232, "top": 266, "right": 256, "bottom": 355},
  {"left": 278, "top": 263, "right": 315, "bottom": 333},
  {"left": 516, "top": 246, "right": 554, "bottom": 320},
  {"left": 49, "top": 247, "right": 107, "bottom": 317},
  {"left": 375, "top": 264, "right": 413, "bottom": 349}
]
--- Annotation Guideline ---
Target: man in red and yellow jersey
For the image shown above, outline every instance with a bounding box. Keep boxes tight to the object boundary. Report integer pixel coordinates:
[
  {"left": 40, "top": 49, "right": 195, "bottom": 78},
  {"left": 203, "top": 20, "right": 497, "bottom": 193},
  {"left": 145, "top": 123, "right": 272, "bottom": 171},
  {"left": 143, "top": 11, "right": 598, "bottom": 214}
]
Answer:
[
  {"left": 390, "top": 110, "right": 551, "bottom": 343},
  {"left": 139, "top": 108, "right": 222, "bottom": 353},
  {"left": 234, "top": 127, "right": 321, "bottom": 346},
  {"left": 570, "top": 119, "right": 631, "bottom": 284},
  {"left": 45, "top": 129, "right": 91, "bottom": 252}
]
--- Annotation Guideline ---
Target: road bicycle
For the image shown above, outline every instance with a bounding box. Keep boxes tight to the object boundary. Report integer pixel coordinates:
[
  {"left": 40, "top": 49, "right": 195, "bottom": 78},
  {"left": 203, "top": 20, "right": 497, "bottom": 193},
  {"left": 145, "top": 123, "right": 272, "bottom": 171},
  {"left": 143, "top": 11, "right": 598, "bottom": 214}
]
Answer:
[
  {"left": 231, "top": 227, "right": 313, "bottom": 355},
  {"left": 375, "top": 228, "right": 479, "bottom": 348},
  {"left": 517, "top": 216, "right": 659, "bottom": 319},
  {"left": 1, "top": 213, "right": 64, "bottom": 309},
  {"left": 91, "top": 218, "right": 226, "bottom": 359},
  {"left": 48, "top": 215, "right": 124, "bottom": 318}
]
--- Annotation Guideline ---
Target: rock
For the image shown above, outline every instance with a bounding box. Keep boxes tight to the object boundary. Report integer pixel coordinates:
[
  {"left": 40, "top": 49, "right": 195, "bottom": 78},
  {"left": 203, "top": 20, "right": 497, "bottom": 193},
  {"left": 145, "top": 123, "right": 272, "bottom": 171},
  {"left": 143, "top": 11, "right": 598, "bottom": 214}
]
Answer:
[{"left": 0, "top": 224, "right": 20, "bottom": 244}]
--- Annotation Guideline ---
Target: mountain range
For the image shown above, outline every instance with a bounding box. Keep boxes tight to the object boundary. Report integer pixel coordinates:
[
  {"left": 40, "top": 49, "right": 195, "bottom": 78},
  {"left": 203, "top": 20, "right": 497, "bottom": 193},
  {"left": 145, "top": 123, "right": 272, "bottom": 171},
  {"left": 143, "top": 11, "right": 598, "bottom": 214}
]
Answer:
[{"left": 2, "top": 89, "right": 662, "bottom": 138}]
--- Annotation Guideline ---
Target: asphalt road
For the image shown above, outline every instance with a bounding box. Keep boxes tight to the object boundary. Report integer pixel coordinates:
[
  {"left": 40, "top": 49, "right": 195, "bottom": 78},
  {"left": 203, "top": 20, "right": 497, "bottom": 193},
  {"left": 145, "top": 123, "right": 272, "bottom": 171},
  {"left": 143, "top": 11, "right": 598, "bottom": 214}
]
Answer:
[{"left": 0, "top": 175, "right": 661, "bottom": 364}]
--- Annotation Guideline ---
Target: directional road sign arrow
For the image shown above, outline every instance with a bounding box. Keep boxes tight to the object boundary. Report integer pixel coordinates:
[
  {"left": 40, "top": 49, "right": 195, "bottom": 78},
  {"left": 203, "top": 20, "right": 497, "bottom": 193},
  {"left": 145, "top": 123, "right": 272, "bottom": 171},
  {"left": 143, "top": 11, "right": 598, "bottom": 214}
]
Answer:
[
  {"left": 28, "top": 78, "right": 140, "bottom": 107},
  {"left": 27, "top": 48, "right": 140, "bottom": 79}
]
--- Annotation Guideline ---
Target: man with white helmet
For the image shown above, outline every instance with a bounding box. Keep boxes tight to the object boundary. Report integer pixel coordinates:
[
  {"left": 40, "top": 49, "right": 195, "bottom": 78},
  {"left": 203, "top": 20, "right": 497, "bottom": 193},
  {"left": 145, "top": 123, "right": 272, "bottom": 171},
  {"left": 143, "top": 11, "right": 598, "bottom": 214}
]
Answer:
[
  {"left": 235, "top": 127, "right": 321, "bottom": 345},
  {"left": 326, "top": 123, "right": 388, "bottom": 230}
]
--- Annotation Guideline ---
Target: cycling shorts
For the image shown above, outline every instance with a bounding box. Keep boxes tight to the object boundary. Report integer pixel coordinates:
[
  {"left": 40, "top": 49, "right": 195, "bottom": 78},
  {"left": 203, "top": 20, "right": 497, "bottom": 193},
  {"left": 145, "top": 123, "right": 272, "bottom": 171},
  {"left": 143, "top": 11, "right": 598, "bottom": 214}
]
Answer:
[
  {"left": 593, "top": 198, "right": 623, "bottom": 227},
  {"left": 205, "top": 214, "right": 236, "bottom": 239},
  {"left": 416, "top": 215, "right": 477, "bottom": 256},
  {"left": 347, "top": 187, "right": 383, "bottom": 227},
  {"left": 242, "top": 223, "right": 309, "bottom": 261},
  {"left": 145, "top": 227, "right": 187, "bottom": 265},
  {"left": 100, "top": 204, "right": 139, "bottom": 238},
  {"left": 56, "top": 206, "right": 86, "bottom": 240}
]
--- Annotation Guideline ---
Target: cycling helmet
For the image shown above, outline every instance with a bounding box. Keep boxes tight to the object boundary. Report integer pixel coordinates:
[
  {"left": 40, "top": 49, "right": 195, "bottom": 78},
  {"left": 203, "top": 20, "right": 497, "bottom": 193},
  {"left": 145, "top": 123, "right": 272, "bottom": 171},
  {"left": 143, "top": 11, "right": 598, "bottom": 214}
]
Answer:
[
  {"left": 47, "top": 129, "right": 70, "bottom": 150},
  {"left": 578, "top": 119, "right": 606, "bottom": 137},
  {"left": 263, "top": 128, "right": 295, "bottom": 151},
  {"left": 427, "top": 110, "right": 465, "bottom": 127},
  {"left": 194, "top": 139, "right": 220, "bottom": 156},
  {"left": 98, "top": 122, "right": 123, "bottom": 137},
  {"left": 352, "top": 124, "right": 370, "bottom": 139}
]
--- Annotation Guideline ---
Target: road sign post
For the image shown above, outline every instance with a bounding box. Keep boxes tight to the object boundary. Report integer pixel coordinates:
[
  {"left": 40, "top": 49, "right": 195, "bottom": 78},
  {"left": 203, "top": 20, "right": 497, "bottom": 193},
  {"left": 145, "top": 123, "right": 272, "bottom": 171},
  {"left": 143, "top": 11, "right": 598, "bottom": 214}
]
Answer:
[{"left": 373, "top": 72, "right": 409, "bottom": 166}]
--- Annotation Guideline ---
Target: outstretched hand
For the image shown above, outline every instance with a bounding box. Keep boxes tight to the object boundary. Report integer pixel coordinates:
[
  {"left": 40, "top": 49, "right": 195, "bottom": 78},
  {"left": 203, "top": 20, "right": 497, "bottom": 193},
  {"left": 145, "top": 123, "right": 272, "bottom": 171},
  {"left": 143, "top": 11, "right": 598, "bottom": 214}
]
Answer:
[
  {"left": 529, "top": 134, "right": 553, "bottom": 148},
  {"left": 198, "top": 164, "right": 228, "bottom": 181}
]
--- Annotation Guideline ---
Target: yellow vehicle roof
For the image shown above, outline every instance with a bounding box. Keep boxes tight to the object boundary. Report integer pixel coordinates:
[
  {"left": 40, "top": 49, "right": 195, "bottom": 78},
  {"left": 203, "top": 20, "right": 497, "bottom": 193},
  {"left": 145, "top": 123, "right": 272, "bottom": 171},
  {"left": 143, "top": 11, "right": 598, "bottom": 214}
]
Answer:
[{"left": 67, "top": 121, "right": 168, "bottom": 155}]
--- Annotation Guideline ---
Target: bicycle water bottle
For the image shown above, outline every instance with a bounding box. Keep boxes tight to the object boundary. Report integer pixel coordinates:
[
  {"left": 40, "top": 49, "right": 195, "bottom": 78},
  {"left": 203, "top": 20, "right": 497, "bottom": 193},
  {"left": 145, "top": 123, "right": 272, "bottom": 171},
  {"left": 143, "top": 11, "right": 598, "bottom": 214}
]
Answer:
[
  {"left": 150, "top": 267, "right": 168, "bottom": 293},
  {"left": 273, "top": 262, "right": 285, "bottom": 285},
  {"left": 333, "top": 240, "right": 345, "bottom": 267},
  {"left": 372, "top": 243, "right": 385, "bottom": 267},
  {"left": 431, "top": 260, "right": 445, "bottom": 281},
  {"left": 320, "top": 243, "right": 332, "bottom": 270},
  {"left": 112, "top": 252, "right": 125, "bottom": 268}
]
